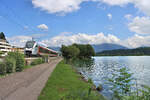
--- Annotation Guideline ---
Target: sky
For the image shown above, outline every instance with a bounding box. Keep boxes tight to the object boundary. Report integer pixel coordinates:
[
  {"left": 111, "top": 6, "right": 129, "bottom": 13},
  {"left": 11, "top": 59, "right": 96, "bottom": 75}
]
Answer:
[{"left": 1, "top": 0, "right": 150, "bottom": 48}]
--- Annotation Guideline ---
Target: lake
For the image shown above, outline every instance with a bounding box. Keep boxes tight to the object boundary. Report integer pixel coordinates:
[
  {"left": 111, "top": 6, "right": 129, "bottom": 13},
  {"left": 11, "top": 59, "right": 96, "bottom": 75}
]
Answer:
[{"left": 76, "top": 56, "right": 150, "bottom": 99}]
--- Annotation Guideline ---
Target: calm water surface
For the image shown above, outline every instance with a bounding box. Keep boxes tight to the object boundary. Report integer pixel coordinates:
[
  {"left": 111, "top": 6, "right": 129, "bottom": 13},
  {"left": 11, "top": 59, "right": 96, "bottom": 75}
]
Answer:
[{"left": 77, "top": 56, "right": 150, "bottom": 99}]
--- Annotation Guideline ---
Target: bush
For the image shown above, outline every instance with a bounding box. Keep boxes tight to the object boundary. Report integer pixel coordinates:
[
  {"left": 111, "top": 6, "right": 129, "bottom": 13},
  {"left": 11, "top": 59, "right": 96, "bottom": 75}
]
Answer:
[
  {"left": 88, "top": 78, "right": 93, "bottom": 84},
  {"left": 0, "top": 51, "right": 4, "bottom": 56},
  {"left": 0, "top": 62, "right": 6, "bottom": 75},
  {"left": 7, "top": 52, "right": 25, "bottom": 72},
  {"left": 5, "top": 57, "right": 16, "bottom": 73},
  {"left": 31, "top": 58, "right": 43, "bottom": 66}
]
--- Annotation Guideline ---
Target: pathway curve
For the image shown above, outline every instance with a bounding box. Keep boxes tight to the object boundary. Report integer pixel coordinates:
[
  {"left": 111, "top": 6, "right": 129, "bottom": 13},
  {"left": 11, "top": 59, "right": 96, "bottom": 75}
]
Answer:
[{"left": 0, "top": 57, "right": 62, "bottom": 100}]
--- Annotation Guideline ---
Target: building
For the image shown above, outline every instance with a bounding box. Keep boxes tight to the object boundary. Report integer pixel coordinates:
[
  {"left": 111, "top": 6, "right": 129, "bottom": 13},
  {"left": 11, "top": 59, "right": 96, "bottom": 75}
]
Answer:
[
  {"left": 11, "top": 46, "right": 24, "bottom": 54},
  {"left": 0, "top": 39, "right": 12, "bottom": 56}
]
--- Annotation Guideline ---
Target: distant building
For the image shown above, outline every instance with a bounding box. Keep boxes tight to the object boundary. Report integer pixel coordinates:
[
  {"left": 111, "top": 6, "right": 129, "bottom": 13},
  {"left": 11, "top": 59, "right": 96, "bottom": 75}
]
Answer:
[
  {"left": 0, "top": 32, "right": 25, "bottom": 57},
  {"left": 0, "top": 39, "right": 12, "bottom": 56},
  {"left": 11, "top": 46, "right": 24, "bottom": 54}
]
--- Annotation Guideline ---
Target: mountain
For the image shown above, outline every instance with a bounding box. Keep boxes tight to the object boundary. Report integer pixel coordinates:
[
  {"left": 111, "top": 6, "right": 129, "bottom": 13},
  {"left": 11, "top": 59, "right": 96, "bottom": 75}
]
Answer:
[
  {"left": 97, "top": 47, "right": 150, "bottom": 56},
  {"left": 48, "top": 47, "right": 60, "bottom": 51},
  {"left": 48, "top": 43, "right": 128, "bottom": 53},
  {"left": 92, "top": 43, "right": 128, "bottom": 53}
]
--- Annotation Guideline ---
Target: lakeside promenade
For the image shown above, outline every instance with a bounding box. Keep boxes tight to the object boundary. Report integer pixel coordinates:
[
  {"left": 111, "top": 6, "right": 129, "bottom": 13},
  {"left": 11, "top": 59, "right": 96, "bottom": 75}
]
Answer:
[{"left": 0, "top": 58, "right": 62, "bottom": 100}]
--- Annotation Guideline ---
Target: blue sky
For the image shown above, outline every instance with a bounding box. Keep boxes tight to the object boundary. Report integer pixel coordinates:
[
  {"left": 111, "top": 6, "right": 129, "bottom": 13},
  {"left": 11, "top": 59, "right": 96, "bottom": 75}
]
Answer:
[{"left": 1, "top": 0, "right": 150, "bottom": 48}]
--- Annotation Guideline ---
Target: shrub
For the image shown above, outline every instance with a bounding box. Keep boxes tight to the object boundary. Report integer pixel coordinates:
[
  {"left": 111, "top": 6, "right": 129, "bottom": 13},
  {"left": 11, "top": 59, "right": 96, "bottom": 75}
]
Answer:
[
  {"left": 0, "top": 62, "right": 6, "bottom": 75},
  {"left": 0, "top": 51, "right": 4, "bottom": 56},
  {"left": 7, "top": 52, "right": 25, "bottom": 72},
  {"left": 88, "top": 78, "right": 93, "bottom": 84},
  {"left": 96, "top": 84, "right": 103, "bottom": 92},
  {"left": 31, "top": 58, "right": 43, "bottom": 66},
  {"left": 5, "top": 57, "right": 16, "bottom": 73}
]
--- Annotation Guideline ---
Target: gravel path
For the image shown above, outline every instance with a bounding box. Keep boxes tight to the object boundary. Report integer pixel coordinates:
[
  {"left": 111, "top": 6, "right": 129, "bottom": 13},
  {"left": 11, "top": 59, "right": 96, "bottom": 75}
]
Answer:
[{"left": 0, "top": 57, "right": 62, "bottom": 100}]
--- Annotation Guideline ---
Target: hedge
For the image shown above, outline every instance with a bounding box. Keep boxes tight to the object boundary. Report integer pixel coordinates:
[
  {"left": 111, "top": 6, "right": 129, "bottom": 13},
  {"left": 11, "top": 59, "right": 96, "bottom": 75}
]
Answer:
[
  {"left": 5, "top": 57, "right": 16, "bottom": 73},
  {"left": 0, "top": 62, "right": 6, "bottom": 75},
  {"left": 7, "top": 52, "right": 25, "bottom": 72}
]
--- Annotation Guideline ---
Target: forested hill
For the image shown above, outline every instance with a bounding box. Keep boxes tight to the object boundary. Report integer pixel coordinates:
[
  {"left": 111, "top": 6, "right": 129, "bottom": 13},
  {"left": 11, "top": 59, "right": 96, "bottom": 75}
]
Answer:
[
  {"left": 92, "top": 43, "right": 128, "bottom": 53},
  {"left": 97, "top": 47, "right": 150, "bottom": 56}
]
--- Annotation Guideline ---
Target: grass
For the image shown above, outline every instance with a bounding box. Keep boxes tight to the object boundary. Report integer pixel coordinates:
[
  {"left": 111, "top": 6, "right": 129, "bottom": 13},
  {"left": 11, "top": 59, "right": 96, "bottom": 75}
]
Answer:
[
  {"left": 24, "top": 65, "right": 33, "bottom": 69},
  {"left": 38, "top": 60, "right": 106, "bottom": 100}
]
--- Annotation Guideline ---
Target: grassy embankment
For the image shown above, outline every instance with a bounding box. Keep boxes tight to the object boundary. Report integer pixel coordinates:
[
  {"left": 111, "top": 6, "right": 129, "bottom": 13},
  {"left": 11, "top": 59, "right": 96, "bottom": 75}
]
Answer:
[{"left": 38, "top": 60, "right": 105, "bottom": 100}]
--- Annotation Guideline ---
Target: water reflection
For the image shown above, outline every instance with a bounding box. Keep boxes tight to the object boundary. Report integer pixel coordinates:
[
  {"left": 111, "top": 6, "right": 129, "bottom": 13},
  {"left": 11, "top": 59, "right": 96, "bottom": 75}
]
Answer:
[{"left": 74, "top": 56, "right": 150, "bottom": 99}]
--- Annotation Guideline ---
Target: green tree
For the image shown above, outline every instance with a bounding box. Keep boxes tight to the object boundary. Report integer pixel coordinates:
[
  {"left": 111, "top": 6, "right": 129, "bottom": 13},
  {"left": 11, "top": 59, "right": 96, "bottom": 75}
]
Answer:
[
  {"left": 73, "top": 44, "right": 95, "bottom": 59},
  {"left": 61, "top": 45, "right": 80, "bottom": 60},
  {"left": 61, "top": 44, "right": 95, "bottom": 60},
  {"left": 0, "top": 32, "right": 6, "bottom": 40},
  {"left": 86, "top": 44, "right": 95, "bottom": 58}
]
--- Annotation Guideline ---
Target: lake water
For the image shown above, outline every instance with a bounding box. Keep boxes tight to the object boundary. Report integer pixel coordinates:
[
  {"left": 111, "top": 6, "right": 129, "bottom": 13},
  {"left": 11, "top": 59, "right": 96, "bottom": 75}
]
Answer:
[{"left": 76, "top": 56, "right": 150, "bottom": 99}]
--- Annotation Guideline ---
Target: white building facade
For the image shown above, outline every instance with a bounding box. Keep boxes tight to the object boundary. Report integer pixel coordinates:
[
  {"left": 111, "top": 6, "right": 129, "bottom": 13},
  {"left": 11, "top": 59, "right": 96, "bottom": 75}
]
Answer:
[{"left": 0, "top": 39, "right": 12, "bottom": 56}]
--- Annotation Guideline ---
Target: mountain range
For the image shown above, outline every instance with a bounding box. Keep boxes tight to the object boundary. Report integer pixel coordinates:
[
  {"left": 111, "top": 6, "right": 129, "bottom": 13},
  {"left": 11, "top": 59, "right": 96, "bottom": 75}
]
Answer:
[
  {"left": 92, "top": 43, "right": 128, "bottom": 53},
  {"left": 49, "top": 43, "right": 128, "bottom": 53}
]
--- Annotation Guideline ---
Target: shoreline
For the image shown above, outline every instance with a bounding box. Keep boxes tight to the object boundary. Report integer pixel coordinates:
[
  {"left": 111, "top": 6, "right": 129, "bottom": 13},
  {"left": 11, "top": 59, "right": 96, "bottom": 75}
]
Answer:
[{"left": 38, "top": 60, "right": 106, "bottom": 100}]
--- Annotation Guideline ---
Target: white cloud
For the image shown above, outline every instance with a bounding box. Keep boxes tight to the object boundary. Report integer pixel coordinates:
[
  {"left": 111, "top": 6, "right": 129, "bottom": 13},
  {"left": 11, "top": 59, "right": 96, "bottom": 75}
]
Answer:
[
  {"left": 32, "top": 0, "right": 85, "bottom": 14},
  {"left": 133, "top": 0, "right": 150, "bottom": 16},
  {"left": 101, "top": 0, "right": 131, "bottom": 6},
  {"left": 107, "top": 13, "right": 112, "bottom": 20},
  {"left": 7, "top": 33, "right": 150, "bottom": 49},
  {"left": 37, "top": 24, "right": 48, "bottom": 30},
  {"left": 101, "top": 0, "right": 150, "bottom": 16},
  {"left": 124, "top": 34, "right": 150, "bottom": 48},
  {"left": 42, "top": 33, "right": 120, "bottom": 47},
  {"left": 128, "top": 16, "right": 150, "bottom": 34},
  {"left": 41, "top": 32, "right": 150, "bottom": 48},
  {"left": 7, "top": 36, "right": 32, "bottom": 47},
  {"left": 124, "top": 14, "right": 132, "bottom": 20},
  {"left": 32, "top": 0, "right": 150, "bottom": 16}
]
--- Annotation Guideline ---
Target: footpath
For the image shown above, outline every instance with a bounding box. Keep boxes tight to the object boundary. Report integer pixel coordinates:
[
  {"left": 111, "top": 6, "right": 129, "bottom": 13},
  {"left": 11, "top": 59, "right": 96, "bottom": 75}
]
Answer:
[{"left": 0, "top": 58, "right": 62, "bottom": 100}]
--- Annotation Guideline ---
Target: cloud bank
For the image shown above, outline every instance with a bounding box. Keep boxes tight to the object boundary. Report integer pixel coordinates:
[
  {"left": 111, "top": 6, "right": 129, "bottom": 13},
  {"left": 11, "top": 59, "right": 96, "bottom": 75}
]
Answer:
[
  {"left": 32, "top": 0, "right": 150, "bottom": 16},
  {"left": 8, "top": 32, "right": 150, "bottom": 48},
  {"left": 128, "top": 16, "right": 150, "bottom": 34}
]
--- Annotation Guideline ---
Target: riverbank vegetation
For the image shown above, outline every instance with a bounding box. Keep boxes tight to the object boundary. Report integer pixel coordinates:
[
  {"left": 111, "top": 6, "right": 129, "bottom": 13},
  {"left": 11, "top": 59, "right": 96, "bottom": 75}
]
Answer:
[
  {"left": 66, "top": 56, "right": 150, "bottom": 100},
  {"left": 97, "top": 47, "right": 150, "bottom": 56},
  {"left": 38, "top": 61, "right": 106, "bottom": 100},
  {"left": 61, "top": 44, "right": 95, "bottom": 60},
  {"left": 107, "top": 67, "right": 150, "bottom": 100}
]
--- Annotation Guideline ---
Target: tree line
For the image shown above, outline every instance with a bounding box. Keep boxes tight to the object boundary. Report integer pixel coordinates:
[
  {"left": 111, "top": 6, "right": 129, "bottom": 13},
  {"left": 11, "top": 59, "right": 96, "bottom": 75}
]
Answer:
[
  {"left": 97, "top": 47, "right": 150, "bottom": 56},
  {"left": 61, "top": 44, "right": 95, "bottom": 60}
]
